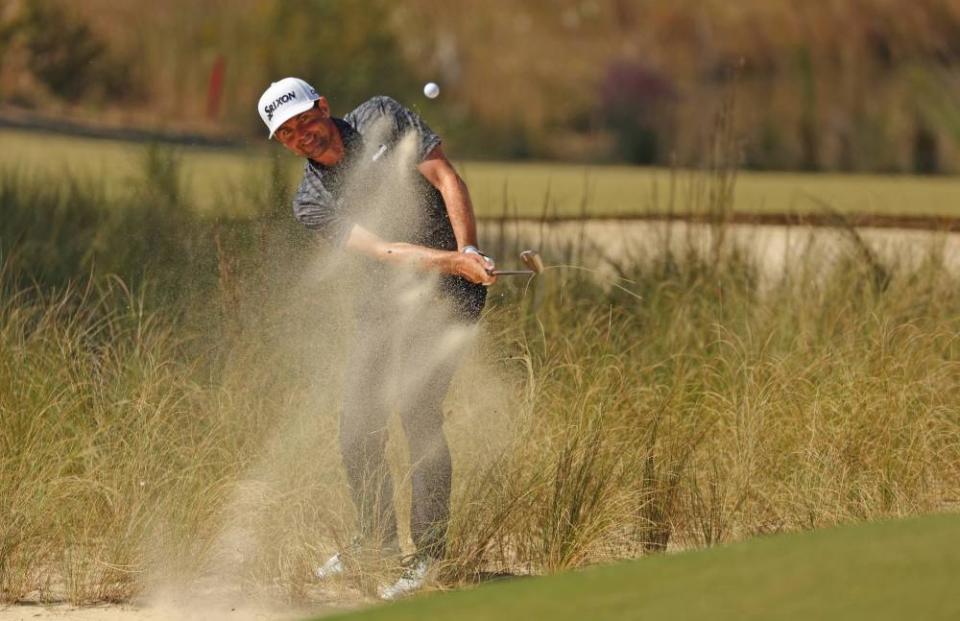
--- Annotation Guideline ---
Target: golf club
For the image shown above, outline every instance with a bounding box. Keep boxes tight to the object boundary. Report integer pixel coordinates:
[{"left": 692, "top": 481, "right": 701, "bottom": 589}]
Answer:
[{"left": 492, "top": 250, "right": 544, "bottom": 276}]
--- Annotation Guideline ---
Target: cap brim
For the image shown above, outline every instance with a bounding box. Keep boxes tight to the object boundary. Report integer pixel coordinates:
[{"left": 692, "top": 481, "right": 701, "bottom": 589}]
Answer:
[{"left": 267, "top": 98, "right": 317, "bottom": 138}]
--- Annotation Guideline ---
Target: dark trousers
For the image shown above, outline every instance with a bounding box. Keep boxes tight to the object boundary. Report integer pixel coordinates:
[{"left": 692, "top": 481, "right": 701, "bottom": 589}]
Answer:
[{"left": 339, "top": 275, "right": 485, "bottom": 559}]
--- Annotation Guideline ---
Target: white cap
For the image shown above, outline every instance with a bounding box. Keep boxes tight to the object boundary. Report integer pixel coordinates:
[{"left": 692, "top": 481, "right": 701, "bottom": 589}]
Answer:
[{"left": 257, "top": 77, "right": 320, "bottom": 138}]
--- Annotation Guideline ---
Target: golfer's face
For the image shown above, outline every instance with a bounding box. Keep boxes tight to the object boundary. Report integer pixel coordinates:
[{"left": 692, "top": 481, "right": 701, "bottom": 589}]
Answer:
[{"left": 275, "top": 103, "right": 343, "bottom": 164}]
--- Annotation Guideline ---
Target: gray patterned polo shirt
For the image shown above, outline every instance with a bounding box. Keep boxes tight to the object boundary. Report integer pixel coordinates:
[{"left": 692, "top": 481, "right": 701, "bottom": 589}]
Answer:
[
  {"left": 291, "top": 96, "right": 456, "bottom": 252},
  {"left": 290, "top": 95, "right": 486, "bottom": 320}
]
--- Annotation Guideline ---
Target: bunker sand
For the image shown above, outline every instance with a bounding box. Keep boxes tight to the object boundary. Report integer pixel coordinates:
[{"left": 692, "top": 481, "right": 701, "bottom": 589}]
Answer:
[{"left": 0, "top": 602, "right": 344, "bottom": 621}]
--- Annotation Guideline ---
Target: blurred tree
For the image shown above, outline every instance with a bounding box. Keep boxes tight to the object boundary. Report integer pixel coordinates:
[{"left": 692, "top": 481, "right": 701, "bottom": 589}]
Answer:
[
  {"left": 0, "top": 0, "right": 135, "bottom": 104},
  {"left": 257, "top": 0, "right": 417, "bottom": 113},
  {"left": 795, "top": 47, "right": 820, "bottom": 172},
  {"left": 3, "top": 0, "right": 960, "bottom": 171},
  {"left": 598, "top": 61, "right": 676, "bottom": 164},
  {"left": 912, "top": 121, "right": 939, "bottom": 174},
  {"left": 19, "top": 0, "right": 106, "bottom": 102},
  {"left": 0, "top": 7, "right": 15, "bottom": 59}
]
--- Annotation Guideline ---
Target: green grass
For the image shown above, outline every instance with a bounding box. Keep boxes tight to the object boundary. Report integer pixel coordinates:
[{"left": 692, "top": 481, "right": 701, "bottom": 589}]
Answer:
[
  {"left": 0, "top": 128, "right": 272, "bottom": 215},
  {"left": 327, "top": 512, "right": 960, "bottom": 621},
  {"left": 461, "top": 161, "right": 960, "bottom": 219},
  {"left": 4, "top": 128, "right": 960, "bottom": 218}
]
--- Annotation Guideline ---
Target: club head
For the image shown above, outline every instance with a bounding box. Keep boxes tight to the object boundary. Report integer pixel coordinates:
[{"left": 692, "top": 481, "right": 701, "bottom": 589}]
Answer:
[{"left": 519, "top": 250, "right": 544, "bottom": 274}]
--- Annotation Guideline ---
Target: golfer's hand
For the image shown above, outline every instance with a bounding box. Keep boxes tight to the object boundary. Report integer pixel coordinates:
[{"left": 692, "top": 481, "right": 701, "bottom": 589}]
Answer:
[{"left": 458, "top": 252, "right": 496, "bottom": 286}]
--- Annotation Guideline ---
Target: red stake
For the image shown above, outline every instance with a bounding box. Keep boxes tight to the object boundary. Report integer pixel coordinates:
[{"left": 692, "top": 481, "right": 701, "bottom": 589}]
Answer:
[{"left": 207, "top": 55, "right": 226, "bottom": 121}]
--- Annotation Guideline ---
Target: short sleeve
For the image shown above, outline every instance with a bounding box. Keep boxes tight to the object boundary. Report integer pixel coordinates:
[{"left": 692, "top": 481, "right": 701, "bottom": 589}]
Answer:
[
  {"left": 345, "top": 96, "right": 441, "bottom": 162},
  {"left": 292, "top": 164, "right": 351, "bottom": 246}
]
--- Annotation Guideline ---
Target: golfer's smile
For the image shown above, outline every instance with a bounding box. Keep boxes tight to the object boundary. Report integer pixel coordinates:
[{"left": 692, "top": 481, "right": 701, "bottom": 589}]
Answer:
[{"left": 275, "top": 105, "right": 344, "bottom": 164}]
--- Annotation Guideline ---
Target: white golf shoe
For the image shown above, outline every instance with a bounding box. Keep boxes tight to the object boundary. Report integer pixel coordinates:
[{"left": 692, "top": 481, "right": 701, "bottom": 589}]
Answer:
[
  {"left": 314, "top": 551, "right": 347, "bottom": 580},
  {"left": 377, "top": 556, "right": 433, "bottom": 600},
  {"left": 314, "top": 538, "right": 365, "bottom": 580}
]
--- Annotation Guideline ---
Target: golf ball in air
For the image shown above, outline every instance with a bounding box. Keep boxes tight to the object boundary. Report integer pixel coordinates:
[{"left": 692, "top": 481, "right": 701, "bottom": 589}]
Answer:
[{"left": 423, "top": 82, "right": 440, "bottom": 98}]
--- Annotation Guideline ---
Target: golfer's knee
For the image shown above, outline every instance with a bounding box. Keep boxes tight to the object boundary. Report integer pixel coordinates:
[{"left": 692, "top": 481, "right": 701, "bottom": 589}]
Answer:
[
  {"left": 405, "top": 425, "right": 447, "bottom": 460},
  {"left": 340, "top": 425, "right": 387, "bottom": 463}
]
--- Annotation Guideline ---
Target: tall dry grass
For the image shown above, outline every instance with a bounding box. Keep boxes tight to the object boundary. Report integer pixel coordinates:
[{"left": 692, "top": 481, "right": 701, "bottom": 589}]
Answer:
[
  {"left": 1, "top": 152, "right": 959, "bottom": 604},
  {"left": 445, "top": 234, "right": 960, "bottom": 580}
]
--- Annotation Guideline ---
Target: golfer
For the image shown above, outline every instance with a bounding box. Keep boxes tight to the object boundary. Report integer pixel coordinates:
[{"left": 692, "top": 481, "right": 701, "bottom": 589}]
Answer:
[{"left": 257, "top": 77, "right": 495, "bottom": 598}]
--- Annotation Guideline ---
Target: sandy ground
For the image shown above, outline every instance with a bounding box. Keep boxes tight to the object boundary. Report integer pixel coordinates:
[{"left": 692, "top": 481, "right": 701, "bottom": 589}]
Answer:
[
  {"left": 479, "top": 219, "right": 960, "bottom": 284},
  {"left": 6, "top": 220, "right": 957, "bottom": 621},
  {"left": 0, "top": 590, "right": 361, "bottom": 621},
  {"left": 0, "top": 603, "right": 324, "bottom": 621},
  {"left": 0, "top": 575, "right": 360, "bottom": 621}
]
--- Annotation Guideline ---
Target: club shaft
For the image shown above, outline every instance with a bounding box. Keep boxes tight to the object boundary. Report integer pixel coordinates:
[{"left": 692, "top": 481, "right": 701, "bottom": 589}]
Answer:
[{"left": 492, "top": 270, "right": 535, "bottom": 276}]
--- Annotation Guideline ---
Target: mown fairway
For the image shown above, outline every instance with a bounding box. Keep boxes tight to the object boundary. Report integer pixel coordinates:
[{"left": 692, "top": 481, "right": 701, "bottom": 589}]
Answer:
[
  {"left": 4, "top": 128, "right": 960, "bottom": 218},
  {"left": 326, "top": 512, "right": 960, "bottom": 621}
]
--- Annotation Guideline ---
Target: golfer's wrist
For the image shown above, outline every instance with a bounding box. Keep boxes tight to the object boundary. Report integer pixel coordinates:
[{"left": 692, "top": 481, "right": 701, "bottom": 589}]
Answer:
[
  {"left": 452, "top": 253, "right": 474, "bottom": 277},
  {"left": 462, "top": 245, "right": 494, "bottom": 266}
]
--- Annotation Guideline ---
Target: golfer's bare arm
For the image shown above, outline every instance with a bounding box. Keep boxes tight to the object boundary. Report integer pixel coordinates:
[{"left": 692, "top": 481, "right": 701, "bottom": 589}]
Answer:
[
  {"left": 340, "top": 144, "right": 494, "bottom": 285},
  {"left": 416, "top": 145, "right": 478, "bottom": 251},
  {"left": 342, "top": 225, "right": 495, "bottom": 285}
]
